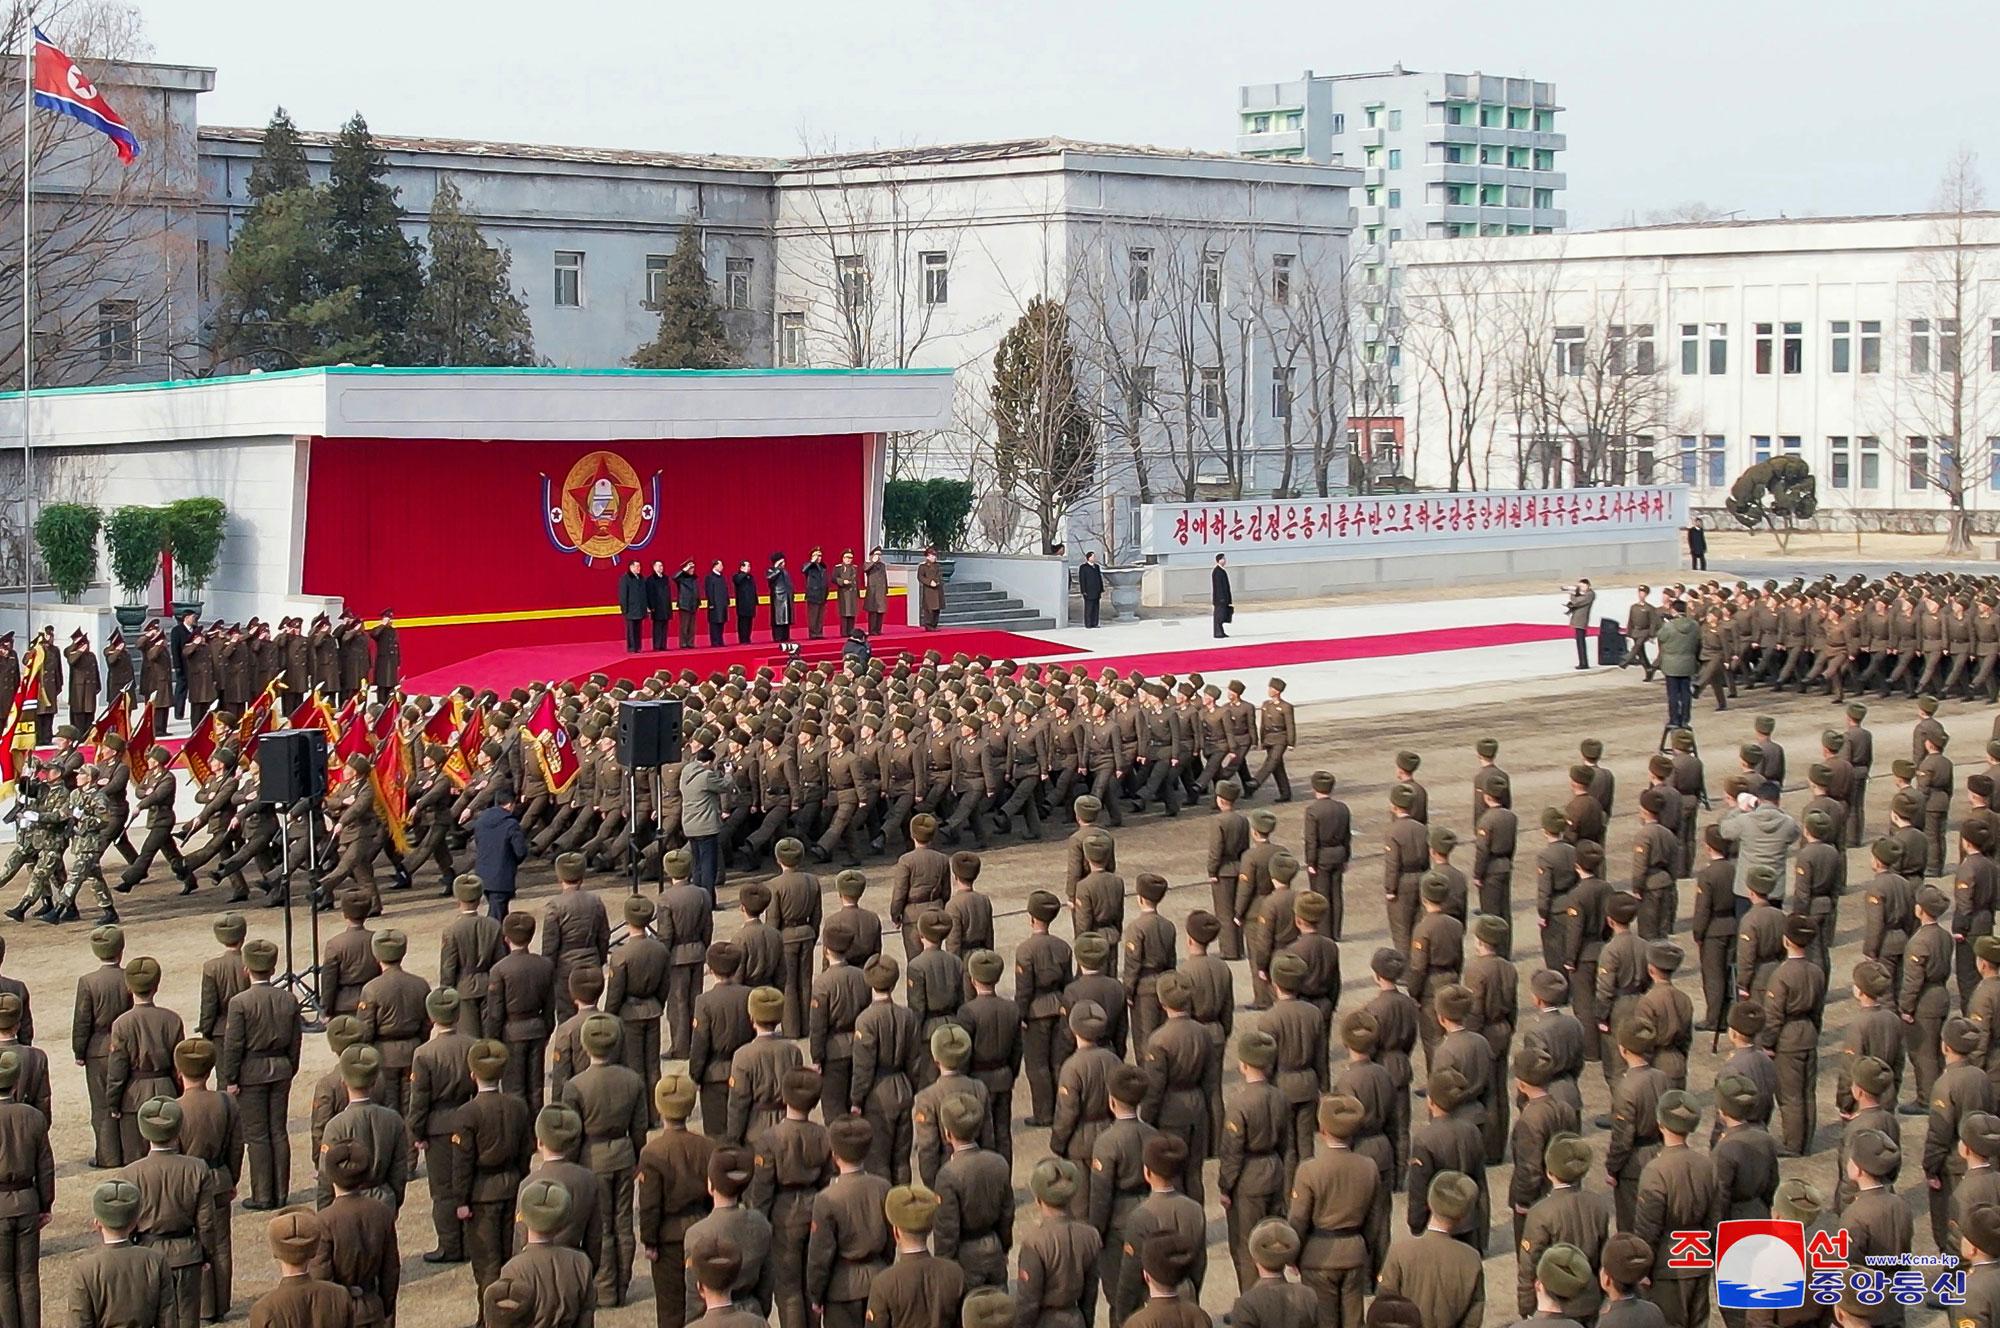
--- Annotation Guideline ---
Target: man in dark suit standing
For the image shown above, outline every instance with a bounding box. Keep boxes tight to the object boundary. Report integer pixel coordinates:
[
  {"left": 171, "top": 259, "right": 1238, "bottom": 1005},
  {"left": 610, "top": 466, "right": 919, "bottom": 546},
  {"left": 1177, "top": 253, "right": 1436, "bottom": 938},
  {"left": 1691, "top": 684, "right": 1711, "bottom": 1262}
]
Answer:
[
  {"left": 168, "top": 609, "right": 196, "bottom": 721},
  {"left": 1212, "top": 553, "right": 1233, "bottom": 638},
  {"left": 731, "top": 560, "right": 758, "bottom": 644},
  {"left": 703, "top": 560, "right": 729, "bottom": 648},
  {"left": 473, "top": 786, "right": 529, "bottom": 919},
  {"left": 618, "top": 560, "right": 648, "bottom": 653},
  {"left": 672, "top": 560, "right": 700, "bottom": 649},
  {"left": 1078, "top": 552, "right": 1104, "bottom": 629},
  {"left": 1687, "top": 520, "right": 1708, "bottom": 571},
  {"left": 646, "top": 561, "right": 671, "bottom": 652}
]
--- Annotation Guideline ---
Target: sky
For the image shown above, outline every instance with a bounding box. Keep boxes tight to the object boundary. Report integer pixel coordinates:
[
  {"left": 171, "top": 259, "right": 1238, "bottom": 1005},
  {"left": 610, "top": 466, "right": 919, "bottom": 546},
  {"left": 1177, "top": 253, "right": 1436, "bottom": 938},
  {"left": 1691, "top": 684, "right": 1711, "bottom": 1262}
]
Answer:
[{"left": 133, "top": 0, "right": 2000, "bottom": 230}]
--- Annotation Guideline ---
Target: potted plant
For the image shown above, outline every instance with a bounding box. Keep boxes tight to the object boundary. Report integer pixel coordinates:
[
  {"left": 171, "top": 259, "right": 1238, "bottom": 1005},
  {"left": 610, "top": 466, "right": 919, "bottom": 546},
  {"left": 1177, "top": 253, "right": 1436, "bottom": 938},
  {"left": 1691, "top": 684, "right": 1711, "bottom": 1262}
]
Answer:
[
  {"left": 1101, "top": 566, "right": 1144, "bottom": 622},
  {"left": 104, "top": 504, "right": 164, "bottom": 630},
  {"left": 32, "top": 502, "right": 100, "bottom": 603},
  {"left": 921, "top": 479, "right": 973, "bottom": 579},
  {"left": 162, "top": 497, "right": 227, "bottom": 617}
]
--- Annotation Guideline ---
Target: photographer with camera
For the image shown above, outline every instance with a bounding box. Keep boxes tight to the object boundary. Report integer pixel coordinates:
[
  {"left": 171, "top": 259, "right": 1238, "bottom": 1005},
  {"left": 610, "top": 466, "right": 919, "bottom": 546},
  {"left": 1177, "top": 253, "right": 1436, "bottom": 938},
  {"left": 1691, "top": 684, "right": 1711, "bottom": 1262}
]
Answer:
[
  {"left": 678, "top": 728, "right": 729, "bottom": 902},
  {"left": 1564, "top": 579, "right": 1597, "bottom": 670}
]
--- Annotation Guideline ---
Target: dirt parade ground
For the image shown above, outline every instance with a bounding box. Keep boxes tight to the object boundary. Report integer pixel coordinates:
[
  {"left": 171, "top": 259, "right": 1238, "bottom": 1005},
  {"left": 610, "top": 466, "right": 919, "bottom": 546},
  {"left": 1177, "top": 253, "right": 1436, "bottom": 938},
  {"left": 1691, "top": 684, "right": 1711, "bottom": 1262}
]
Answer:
[{"left": 1, "top": 658, "right": 1976, "bottom": 1328}]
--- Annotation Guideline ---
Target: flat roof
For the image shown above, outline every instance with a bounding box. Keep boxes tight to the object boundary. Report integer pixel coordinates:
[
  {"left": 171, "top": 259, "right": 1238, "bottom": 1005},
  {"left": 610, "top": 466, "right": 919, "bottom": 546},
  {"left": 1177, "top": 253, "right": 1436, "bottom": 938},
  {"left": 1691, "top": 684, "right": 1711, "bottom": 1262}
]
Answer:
[{"left": 0, "top": 366, "right": 956, "bottom": 449}]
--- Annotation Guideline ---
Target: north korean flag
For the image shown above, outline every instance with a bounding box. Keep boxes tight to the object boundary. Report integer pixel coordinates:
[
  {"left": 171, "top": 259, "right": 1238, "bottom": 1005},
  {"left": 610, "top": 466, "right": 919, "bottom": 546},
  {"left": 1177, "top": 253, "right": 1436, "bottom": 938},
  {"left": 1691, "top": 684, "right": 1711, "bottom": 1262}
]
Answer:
[{"left": 31, "top": 28, "right": 140, "bottom": 163}]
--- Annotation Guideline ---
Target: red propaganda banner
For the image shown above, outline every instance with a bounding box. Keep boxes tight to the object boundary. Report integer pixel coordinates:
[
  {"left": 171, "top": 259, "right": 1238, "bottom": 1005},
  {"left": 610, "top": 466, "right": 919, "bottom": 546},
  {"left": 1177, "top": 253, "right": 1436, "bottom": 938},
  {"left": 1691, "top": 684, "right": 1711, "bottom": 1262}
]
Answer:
[
  {"left": 524, "top": 692, "right": 580, "bottom": 796},
  {"left": 125, "top": 702, "right": 154, "bottom": 782},
  {"left": 444, "top": 703, "right": 485, "bottom": 790},
  {"left": 0, "top": 652, "right": 39, "bottom": 794},
  {"left": 178, "top": 713, "right": 226, "bottom": 785},
  {"left": 86, "top": 692, "right": 129, "bottom": 755},
  {"left": 371, "top": 734, "right": 411, "bottom": 855}
]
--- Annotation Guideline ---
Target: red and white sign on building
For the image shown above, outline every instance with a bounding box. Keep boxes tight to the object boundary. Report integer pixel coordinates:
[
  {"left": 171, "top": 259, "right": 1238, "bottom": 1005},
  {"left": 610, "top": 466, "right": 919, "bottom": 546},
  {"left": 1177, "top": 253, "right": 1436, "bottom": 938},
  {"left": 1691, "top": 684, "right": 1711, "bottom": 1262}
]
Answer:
[{"left": 1140, "top": 486, "right": 1689, "bottom": 560}]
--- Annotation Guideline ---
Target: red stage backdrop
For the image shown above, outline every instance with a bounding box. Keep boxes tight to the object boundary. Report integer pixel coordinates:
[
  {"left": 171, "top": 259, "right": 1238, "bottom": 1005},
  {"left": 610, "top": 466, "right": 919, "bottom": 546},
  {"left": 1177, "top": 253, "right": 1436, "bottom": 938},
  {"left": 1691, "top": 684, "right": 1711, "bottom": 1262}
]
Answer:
[{"left": 301, "top": 434, "right": 871, "bottom": 674}]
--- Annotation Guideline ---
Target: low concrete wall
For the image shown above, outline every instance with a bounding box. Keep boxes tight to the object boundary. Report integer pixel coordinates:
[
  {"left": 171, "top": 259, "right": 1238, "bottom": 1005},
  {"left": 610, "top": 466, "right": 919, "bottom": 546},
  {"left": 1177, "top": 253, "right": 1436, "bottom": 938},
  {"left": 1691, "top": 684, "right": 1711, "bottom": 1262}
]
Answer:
[{"left": 1142, "top": 533, "right": 1682, "bottom": 606}]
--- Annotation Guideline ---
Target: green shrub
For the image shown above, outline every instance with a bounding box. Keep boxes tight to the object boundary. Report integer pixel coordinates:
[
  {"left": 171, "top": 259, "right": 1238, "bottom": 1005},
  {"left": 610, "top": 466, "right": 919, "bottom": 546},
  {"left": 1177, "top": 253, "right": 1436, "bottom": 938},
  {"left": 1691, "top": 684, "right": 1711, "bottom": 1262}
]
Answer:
[
  {"left": 883, "top": 479, "right": 927, "bottom": 548},
  {"left": 163, "top": 497, "right": 228, "bottom": 597},
  {"left": 921, "top": 479, "right": 973, "bottom": 552},
  {"left": 105, "top": 505, "right": 166, "bottom": 601},
  {"left": 34, "top": 503, "right": 101, "bottom": 602}
]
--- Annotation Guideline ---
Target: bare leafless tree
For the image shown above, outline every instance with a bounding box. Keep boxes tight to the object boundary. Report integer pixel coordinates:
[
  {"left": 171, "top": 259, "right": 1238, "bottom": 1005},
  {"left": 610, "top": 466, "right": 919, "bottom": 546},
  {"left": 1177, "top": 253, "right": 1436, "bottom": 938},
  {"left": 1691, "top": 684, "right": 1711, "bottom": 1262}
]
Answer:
[{"left": 1400, "top": 247, "right": 1517, "bottom": 491}]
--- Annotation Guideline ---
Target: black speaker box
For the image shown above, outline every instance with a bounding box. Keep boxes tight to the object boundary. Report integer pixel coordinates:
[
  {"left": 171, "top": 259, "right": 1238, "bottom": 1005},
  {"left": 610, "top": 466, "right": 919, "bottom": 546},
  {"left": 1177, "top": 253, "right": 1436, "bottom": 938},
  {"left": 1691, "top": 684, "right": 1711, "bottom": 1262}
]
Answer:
[
  {"left": 259, "top": 728, "right": 329, "bottom": 805},
  {"left": 618, "top": 698, "right": 683, "bottom": 767}
]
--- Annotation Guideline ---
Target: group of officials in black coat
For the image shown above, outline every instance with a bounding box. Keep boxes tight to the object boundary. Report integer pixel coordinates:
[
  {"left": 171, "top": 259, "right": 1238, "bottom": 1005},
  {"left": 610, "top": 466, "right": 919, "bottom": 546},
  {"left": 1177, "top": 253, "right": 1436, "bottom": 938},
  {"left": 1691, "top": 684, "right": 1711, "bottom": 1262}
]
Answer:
[{"left": 618, "top": 555, "right": 811, "bottom": 652}]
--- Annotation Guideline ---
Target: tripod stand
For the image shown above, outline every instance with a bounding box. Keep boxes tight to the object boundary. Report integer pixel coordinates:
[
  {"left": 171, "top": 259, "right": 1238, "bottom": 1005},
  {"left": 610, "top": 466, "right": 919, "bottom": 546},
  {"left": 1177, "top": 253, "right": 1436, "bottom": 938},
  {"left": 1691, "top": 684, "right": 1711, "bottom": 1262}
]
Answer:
[{"left": 275, "top": 797, "right": 327, "bottom": 1031}]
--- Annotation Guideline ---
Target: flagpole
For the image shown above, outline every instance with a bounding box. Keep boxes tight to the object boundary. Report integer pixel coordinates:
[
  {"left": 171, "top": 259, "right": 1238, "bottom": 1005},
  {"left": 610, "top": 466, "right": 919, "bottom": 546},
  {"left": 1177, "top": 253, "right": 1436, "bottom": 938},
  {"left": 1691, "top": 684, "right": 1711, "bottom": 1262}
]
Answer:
[{"left": 18, "top": 12, "right": 32, "bottom": 639}]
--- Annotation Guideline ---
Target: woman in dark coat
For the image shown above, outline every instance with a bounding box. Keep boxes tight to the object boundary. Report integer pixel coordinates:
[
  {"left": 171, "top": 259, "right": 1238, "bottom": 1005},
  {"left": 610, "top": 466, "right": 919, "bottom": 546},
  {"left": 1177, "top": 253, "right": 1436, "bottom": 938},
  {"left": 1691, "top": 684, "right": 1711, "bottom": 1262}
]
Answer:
[
  {"left": 766, "top": 554, "right": 794, "bottom": 644},
  {"left": 802, "top": 547, "right": 830, "bottom": 640}
]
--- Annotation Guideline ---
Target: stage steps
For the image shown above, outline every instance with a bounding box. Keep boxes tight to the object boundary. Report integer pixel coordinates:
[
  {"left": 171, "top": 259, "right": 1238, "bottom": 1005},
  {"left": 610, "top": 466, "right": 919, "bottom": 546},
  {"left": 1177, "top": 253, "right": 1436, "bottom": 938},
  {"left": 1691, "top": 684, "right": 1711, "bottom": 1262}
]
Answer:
[{"left": 935, "top": 578, "right": 1056, "bottom": 631}]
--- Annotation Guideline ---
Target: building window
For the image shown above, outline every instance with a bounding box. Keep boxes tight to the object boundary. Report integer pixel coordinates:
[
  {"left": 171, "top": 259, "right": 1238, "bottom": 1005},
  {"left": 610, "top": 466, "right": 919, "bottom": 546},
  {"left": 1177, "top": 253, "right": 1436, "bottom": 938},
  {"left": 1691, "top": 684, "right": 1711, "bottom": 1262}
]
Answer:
[
  {"left": 1830, "top": 436, "right": 1851, "bottom": 488},
  {"left": 919, "top": 252, "right": 948, "bottom": 306},
  {"left": 1507, "top": 106, "right": 1530, "bottom": 129},
  {"left": 1534, "top": 149, "right": 1555, "bottom": 171},
  {"left": 1364, "top": 146, "right": 1380, "bottom": 168},
  {"left": 778, "top": 312, "right": 805, "bottom": 366},
  {"left": 1389, "top": 228, "right": 1402, "bottom": 242},
  {"left": 1942, "top": 318, "right": 1962, "bottom": 369},
  {"left": 1479, "top": 145, "right": 1501, "bottom": 166},
  {"left": 1271, "top": 254, "right": 1293, "bottom": 305},
  {"left": 1830, "top": 321, "right": 1851, "bottom": 373},
  {"left": 97, "top": 299, "right": 136, "bottom": 363},
  {"left": 1329, "top": 113, "right": 1344, "bottom": 134},
  {"left": 1533, "top": 188, "right": 1554, "bottom": 209},
  {"left": 1911, "top": 319, "right": 1931, "bottom": 374},
  {"left": 1680, "top": 324, "right": 1699, "bottom": 376},
  {"left": 1387, "top": 109, "right": 1402, "bottom": 130},
  {"left": 1553, "top": 326, "right": 1585, "bottom": 377},
  {"left": 1782, "top": 322, "right": 1803, "bottom": 374},
  {"left": 1387, "top": 149, "right": 1402, "bottom": 170},
  {"left": 836, "top": 254, "right": 869, "bottom": 310},
  {"left": 1707, "top": 323, "right": 1728, "bottom": 375},
  {"left": 1199, "top": 368, "right": 1222, "bottom": 419},
  {"left": 1507, "top": 146, "right": 1528, "bottom": 169},
  {"left": 1479, "top": 104, "right": 1502, "bottom": 127},
  {"left": 1534, "top": 109, "right": 1556, "bottom": 131},
  {"left": 1991, "top": 320, "right": 2000, "bottom": 372},
  {"left": 1364, "top": 105, "right": 1381, "bottom": 129},
  {"left": 1860, "top": 435, "right": 1881, "bottom": 489},
  {"left": 1507, "top": 186, "right": 1531, "bottom": 207},
  {"left": 1608, "top": 325, "right": 1655, "bottom": 376},
  {"left": 1480, "top": 183, "right": 1505, "bottom": 206},
  {"left": 1126, "top": 365, "right": 1154, "bottom": 417},
  {"left": 554, "top": 250, "right": 584, "bottom": 307},
  {"left": 1386, "top": 188, "right": 1401, "bottom": 208},
  {"left": 1909, "top": 436, "right": 1931, "bottom": 489},
  {"left": 1366, "top": 185, "right": 1380, "bottom": 207},
  {"left": 1364, "top": 226, "right": 1382, "bottom": 245},
  {"left": 725, "top": 256, "right": 752, "bottom": 310},
  {"left": 1754, "top": 323, "right": 1773, "bottom": 375},
  {"left": 1128, "top": 248, "right": 1152, "bottom": 303},
  {"left": 1285, "top": 111, "right": 1303, "bottom": 130},
  {"left": 1703, "top": 437, "right": 1726, "bottom": 487},
  {"left": 1271, "top": 365, "right": 1294, "bottom": 419},
  {"left": 1781, "top": 435, "right": 1801, "bottom": 456},
  {"left": 1677, "top": 436, "right": 1698, "bottom": 485},
  {"left": 1200, "top": 252, "right": 1222, "bottom": 305},
  {"left": 1681, "top": 436, "right": 1727, "bottom": 488},
  {"left": 1444, "top": 102, "right": 1467, "bottom": 125},
  {"left": 1990, "top": 440, "right": 2000, "bottom": 490},
  {"left": 645, "top": 254, "right": 670, "bottom": 306},
  {"left": 1753, "top": 435, "right": 1773, "bottom": 464},
  {"left": 1250, "top": 114, "right": 1271, "bottom": 133},
  {"left": 1860, "top": 320, "right": 1882, "bottom": 373}
]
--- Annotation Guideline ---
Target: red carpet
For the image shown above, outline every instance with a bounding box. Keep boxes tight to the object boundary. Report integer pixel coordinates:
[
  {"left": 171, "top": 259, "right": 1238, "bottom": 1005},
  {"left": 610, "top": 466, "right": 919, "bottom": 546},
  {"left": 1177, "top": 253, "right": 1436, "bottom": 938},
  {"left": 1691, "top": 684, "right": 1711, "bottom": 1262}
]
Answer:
[
  {"left": 405, "top": 626, "right": 1079, "bottom": 696},
  {"left": 1014, "top": 621, "right": 1573, "bottom": 680}
]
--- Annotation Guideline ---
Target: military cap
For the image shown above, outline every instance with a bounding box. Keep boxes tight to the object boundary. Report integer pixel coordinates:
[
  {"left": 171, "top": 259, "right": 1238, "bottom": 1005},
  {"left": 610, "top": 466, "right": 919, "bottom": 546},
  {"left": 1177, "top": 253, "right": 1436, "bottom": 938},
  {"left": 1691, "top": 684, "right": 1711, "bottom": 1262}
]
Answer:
[
  {"left": 568, "top": 966, "right": 606, "bottom": 1004},
  {"left": 1850, "top": 1055, "right": 1893, "bottom": 1101},
  {"left": 622, "top": 894, "right": 656, "bottom": 928},
  {"left": 1026, "top": 890, "right": 1062, "bottom": 923},
  {"left": 1071, "top": 797, "right": 1101, "bottom": 821},
  {"left": 1108, "top": 1063, "right": 1149, "bottom": 1107},
  {"left": 1393, "top": 750, "right": 1421, "bottom": 774},
  {"left": 1779, "top": 913, "right": 1818, "bottom": 950},
  {"left": 774, "top": 837, "right": 806, "bottom": 867},
  {"left": 1566, "top": 763, "right": 1596, "bottom": 789},
  {"left": 1918, "top": 692, "right": 1940, "bottom": 714},
  {"left": 265, "top": 1208, "right": 322, "bottom": 1263},
  {"left": 1773, "top": 1177, "right": 1823, "bottom": 1226},
  {"left": 1850, "top": 1127, "right": 1900, "bottom": 1177},
  {"left": 1727, "top": 1002, "right": 1766, "bottom": 1038},
  {"left": 1317, "top": 1093, "right": 1364, "bottom": 1139},
  {"left": 863, "top": 954, "right": 899, "bottom": 992},
  {"left": 213, "top": 912, "right": 247, "bottom": 945},
  {"left": 1803, "top": 808, "right": 1835, "bottom": 840},
  {"left": 502, "top": 912, "right": 537, "bottom": 945},
  {"left": 576, "top": 1012, "right": 619, "bottom": 1059},
  {"left": 1605, "top": 890, "right": 1640, "bottom": 925},
  {"left": 1847, "top": 702, "right": 1869, "bottom": 720},
  {"left": 1246, "top": 1217, "right": 1301, "bottom": 1271},
  {"left": 1309, "top": 771, "right": 1335, "bottom": 794},
  {"left": 89, "top": 925, "right": 124, "bottom": 961},
  {"left": 927, "top": 1091, "right": 978, "bottom": 1143},
  {"left": 1214, "top": 778, "right": 1243, "bottom": 801},
  {"left": 1293, "top": 890, "right": 1328, "bottom": 924},
  {"left": 1615, "top": 1018, "right": 1656, "bottom": 1057},
  {"left": 738, "top": 882, "right": 772, "bottom": 916},
  {"left": 324, "top": 1136, "right": 375, "bottom": 1188},
  {"left": 1513, "top": 1042, "right": 1555, "bottom": 1087},
  {"left": 1977, "top": 936, "right": 2000, "bottom": 968},
  {"left": 1752, "top": 714, "right": 1776, "bottom": 735},
  {"left": 966, "top": 949, "right": 1004, "bottom": 986},
  {"left": 1474, "top": 736, "right": 1500, "bottom": 759},
  {"left": 1739, "top": 742, "right": 1766, "bottom": 768},
  {"left": 467, "top": 1039, "right": 509, "bottom": 1081},
  {"left": 136, "top": 1095, "right": 183, "bottom": 1143},
  {"left": 1370, "top": 948, "right": 1406, "bottom": 981},
  {"left": 1947, "top": 1016, "right": 1984, "bottom": 1056},
  {"left": 885, "top": 1183, "right": 940, "bottom": 1233},
  {"left": 1530, "top": 968, "right": 1570, "bottom": 1004},
  {"left": 1543, "top": 1132, "right": 1591, "bottom": 1183},
  {"left": 550, "top": 852, "right": 587, "bottom": 885},
  {"left": 339, "top": 1043, "right": 383, "bottom": 1089},
  {"left": 1235, "top": 1029, "right": 1277, "bottom": 1072},
  {"left": 1574, "top": 842, "right": 1605, "bottom": 875},
  {"left": 1135, "top": 871, "right": 1169, "bottom": 904},
  {"left": 1919, "top": 885, "right": 1952, "bottom": 918},
  {"left": 656, "top": 1071, "right": 697, "bottom": 1122},
  {"left": 1537, "top": 1243, "right": 1592, "bottom": 1301},
  {"left": 1364, "top": 1296, "right": 1423, "bottom": 1328},
  {"left": 1670, "top": 728, "right": 1695, "bottom": 751},
  {"left": 1973, "top": 774, "right": 1997, "bottom": 801},
  {"left": 125, "top": 956, "right": 161, "bottom": 996},
  {"left": 1339, "top": 1009, "right": 1380, "bottom": 1054},
  {"left": 1427, "top": 1067, "right": 1470, "bottom": 1111},
  {"left": 339, "top": 891, "right": 373, "bottom": 922},
  {"left": 833, "top": 869, "right": 867, "bottom": 901},
  {"left": 0, "top": 1049, "right": 18, "bottom": 1093},
  {"left": 1030, "top": 1157, "right": 1081, "bottom": 1207},
  {"left": 1427, "top": 1170, "right": 1476, "bottom": 1221},
  {"left": 371, "top": 928, "right": 409, "bottom": 964},
  {"left": 1637, "top": 786, "right": 1667, "bottom": 817},
  {"left": 1714, "top": 1074, "right": 1759, "bottom": 1121},
  {"left": 1156, "top": 969, "right": 1193, "bottom": 1013},
  {"left": 662, "top": 850, "right": 694, "bottom": 881},
  {"left": 827, "top": 1116, "right": 873, "bottom": 1163},
  {"left": 1600, "top": 1232, "right": 1654, "bottom": 1286},
  {"left": 1418, "top": 872, "right": 1450, "bottom": 905},
  {"left": 1388, "top": 784, "right": 1417, "bottom": 812},
  {"left": 779, "top": 1067, "right": 822, "bottom": 1115},
  {"left": 924, "top": 1023, "right": 970, "bottom": 1071},
  {"left": 242, "top": 938, "right": 279, "bottom": 974},
  {"left": 519, "top": 1178, "right": 573, "bottom": 1234},
  {"left": 960, "top": 1288, "right": 1012, "bottom": 1328},
  {"left": 325, "top": 1014, "right": 366, "bottom": 1055},
  {"left": 1891, "top": 758, "right": 1919, "bottom": 782},
  {"left": 1869, "top": 836, "right": 1903, "bottom": 872},
  {"left": 1484, "top": 775, "right": 1512, "bottom": 802},
  {"left": 1269, "top": 951, "right": 1307, "bottom": 994},
  {"left": 1966, "top": 1203, "right": 2000, "bottom": 1259},
  {"left": 1074, "top": 932, "right": 1110, "bottom": 969},
  {"left": 1069, "top": 999, "right": 1108, "bottom": 1041},
  {"left": 1960, "top": 1111, "right": 2000, "bottom": 1161},
  {"left": 748, "top": 986, "right": 785, "bottom": 1025},
  {"left": 1538, "top": 807, "right": 1568, "bottom": 835},
  {"left": 1744, "top": 864, "right": 1778, "bottom": 896},
  {"left": 1185, "top": 910, "right": 1221, "bottom": 945},
  {"left": 452, "top": 875, "right": 485, "bottom": 904},
  {"left": 1435, "top": 984, "right": 1473, "bottom": 1026},
  {"left": 1247, "top": 808, "right": 1279, "bottom": 833},
  {"left": 1081, "top": 831, "right": 1114, "bottom": 866},
  {"left": 912, "top": 908, "right": 950, "bottom": 944},
  {"left": 174, "top": 1037, "right": 216, "bottom": 1081}
]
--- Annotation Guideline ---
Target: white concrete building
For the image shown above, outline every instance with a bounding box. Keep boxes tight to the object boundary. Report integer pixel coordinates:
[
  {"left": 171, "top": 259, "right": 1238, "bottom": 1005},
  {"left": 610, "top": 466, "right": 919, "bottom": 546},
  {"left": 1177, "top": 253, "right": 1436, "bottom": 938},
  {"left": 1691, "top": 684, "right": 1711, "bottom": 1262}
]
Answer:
[{"left": 1396, "top": 213, "right": 2000, "bottom": 529}]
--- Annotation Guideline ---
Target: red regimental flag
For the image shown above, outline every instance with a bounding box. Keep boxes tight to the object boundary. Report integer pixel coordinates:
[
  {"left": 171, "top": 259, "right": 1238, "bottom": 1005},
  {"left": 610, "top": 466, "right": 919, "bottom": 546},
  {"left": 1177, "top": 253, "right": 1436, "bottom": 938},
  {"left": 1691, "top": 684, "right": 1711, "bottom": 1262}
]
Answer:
[
  {"left": 238, "top": 681, "right": 283, "bottom": 761},
  {"left": 445, "top": 703, "right": 485, "bottom": 790},
  {"left": 372, "top": 734, "right": 411, "bottom": 855},
  {"left": 125, "top": 702, "right": 154, "bottom": 782},
  {"left": 178, "top": 712, "right": 225, "bottom": 784},
  {"left": 86, "top": 692, "right": 129, "bottom": 754},
  {"left": 524, "top": 692, "right": 579, "bottom": 795}
]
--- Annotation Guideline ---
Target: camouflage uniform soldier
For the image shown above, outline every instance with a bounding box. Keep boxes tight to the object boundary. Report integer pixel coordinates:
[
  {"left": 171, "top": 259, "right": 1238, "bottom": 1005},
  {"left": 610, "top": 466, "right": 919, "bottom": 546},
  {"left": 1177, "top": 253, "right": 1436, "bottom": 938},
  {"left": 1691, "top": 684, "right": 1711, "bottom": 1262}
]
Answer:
[
  {"left": 12, "top": 772, "right": 70, "bottom": 920},
  {"left": 62, "top": 763, "right": 117, "bottom": 924}
]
